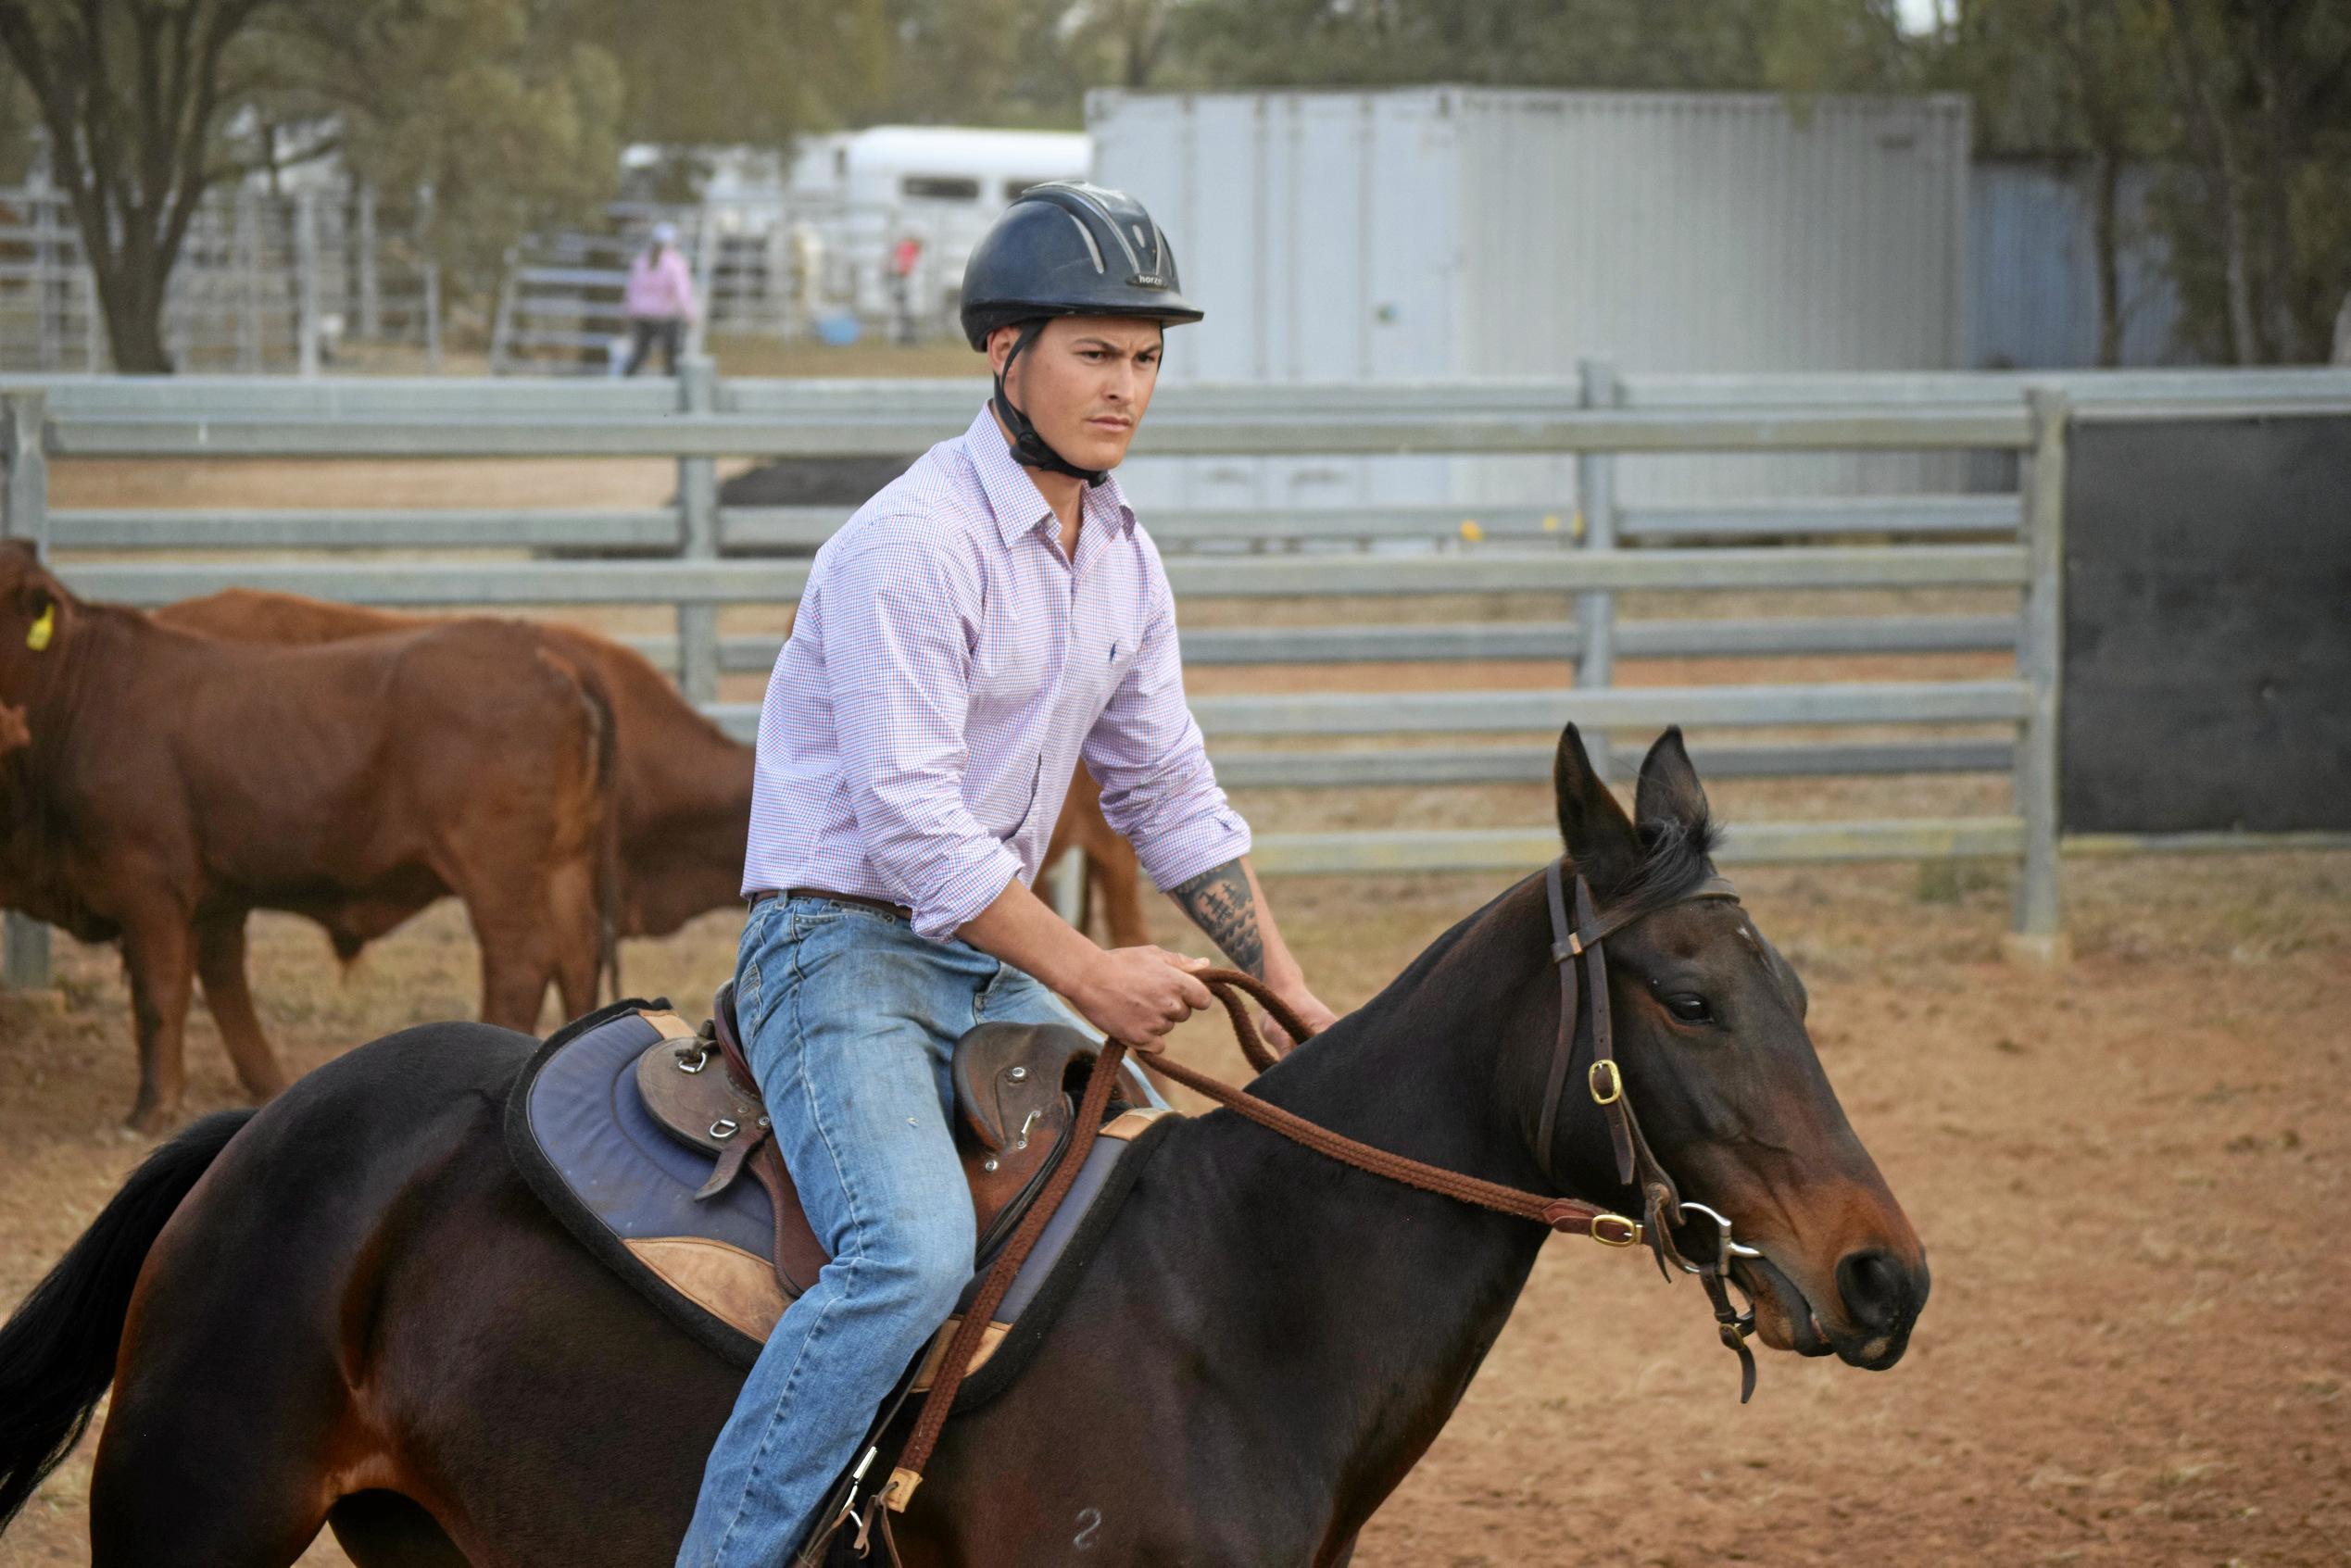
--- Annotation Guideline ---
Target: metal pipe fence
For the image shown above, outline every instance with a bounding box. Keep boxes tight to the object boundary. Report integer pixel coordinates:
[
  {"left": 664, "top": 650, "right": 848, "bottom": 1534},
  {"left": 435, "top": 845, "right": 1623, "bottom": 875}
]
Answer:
[
  {"left": 3, "top": 366, "right": 2346, "bottom": 983},
  {"left": 0, "top": 183, "right": 439, "bottom": 374}
]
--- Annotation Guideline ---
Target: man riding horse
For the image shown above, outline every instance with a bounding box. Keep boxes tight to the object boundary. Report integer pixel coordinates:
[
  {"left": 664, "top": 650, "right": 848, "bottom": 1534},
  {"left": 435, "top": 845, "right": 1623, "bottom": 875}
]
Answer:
[{"left": 675, "top": 182, "right": 1340, "bottom": 1566}]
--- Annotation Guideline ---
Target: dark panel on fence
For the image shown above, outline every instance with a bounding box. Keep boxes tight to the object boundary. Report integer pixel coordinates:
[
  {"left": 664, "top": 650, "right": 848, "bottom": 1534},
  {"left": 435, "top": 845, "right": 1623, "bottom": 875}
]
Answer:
[{"left": 2062, "top": 414, "right": 2351, "bottom": 833}]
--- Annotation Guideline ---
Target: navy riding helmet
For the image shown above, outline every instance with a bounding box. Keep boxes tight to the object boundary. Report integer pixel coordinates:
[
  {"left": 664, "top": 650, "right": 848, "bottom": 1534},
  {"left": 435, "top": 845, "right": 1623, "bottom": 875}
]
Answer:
[{"left": 960, "top": 182, "right": 1203, "bottom": 484}]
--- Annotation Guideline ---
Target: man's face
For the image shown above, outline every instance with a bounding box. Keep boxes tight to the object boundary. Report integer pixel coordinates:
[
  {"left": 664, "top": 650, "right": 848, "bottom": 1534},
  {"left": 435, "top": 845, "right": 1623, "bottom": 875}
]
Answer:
[{"left": 989, "top": 316, "right": 1164, "bottom": 473}]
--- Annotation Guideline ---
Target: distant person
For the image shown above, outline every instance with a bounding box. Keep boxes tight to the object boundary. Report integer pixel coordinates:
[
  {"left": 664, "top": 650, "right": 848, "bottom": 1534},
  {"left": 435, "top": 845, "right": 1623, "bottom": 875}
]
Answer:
[
  {"left": 889, "top": 232, "right": 924, "bottom": 345},
  {"left": 622, "top": 220, "right": 698, "bottom": 376}
]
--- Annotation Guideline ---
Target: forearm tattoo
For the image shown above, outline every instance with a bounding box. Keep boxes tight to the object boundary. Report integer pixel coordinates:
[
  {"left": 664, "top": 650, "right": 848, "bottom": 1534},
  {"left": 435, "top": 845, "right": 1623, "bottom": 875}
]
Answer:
[{"left": 1171, "top": 859, "right": 1264, "bottom": 977}]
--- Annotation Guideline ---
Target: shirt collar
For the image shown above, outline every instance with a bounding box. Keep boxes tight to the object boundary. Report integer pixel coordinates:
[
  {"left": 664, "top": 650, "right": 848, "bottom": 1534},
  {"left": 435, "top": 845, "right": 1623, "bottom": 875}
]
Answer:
[{"left": 962, "top": 403, "right": 1138, "bottom": 549}]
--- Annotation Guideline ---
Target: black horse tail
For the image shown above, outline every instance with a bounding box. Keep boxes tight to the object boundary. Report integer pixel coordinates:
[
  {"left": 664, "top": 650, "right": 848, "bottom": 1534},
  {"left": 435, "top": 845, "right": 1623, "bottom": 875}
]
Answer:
[{"left": 0, "top": 1108, "right": 254, "bottom": 1530}]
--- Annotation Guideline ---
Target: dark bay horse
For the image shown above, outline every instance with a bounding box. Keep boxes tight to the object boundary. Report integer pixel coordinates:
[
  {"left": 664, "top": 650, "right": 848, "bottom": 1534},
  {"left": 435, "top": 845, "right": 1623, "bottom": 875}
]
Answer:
[{"left": 0, "top": 726, "right": 1928, "bottom": 1566}]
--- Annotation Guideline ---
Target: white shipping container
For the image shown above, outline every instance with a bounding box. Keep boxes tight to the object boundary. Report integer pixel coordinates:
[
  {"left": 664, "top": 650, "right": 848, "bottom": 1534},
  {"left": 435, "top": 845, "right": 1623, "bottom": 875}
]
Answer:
[{"left": 1089, "top": 87, "right": 1972, "bottom": 508}]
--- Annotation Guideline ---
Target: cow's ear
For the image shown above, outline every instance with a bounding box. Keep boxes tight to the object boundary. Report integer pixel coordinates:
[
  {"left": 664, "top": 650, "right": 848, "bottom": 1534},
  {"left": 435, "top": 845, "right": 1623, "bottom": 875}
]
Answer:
[{"left": 16, "top": 573, "right": 65, "bottom": 653}]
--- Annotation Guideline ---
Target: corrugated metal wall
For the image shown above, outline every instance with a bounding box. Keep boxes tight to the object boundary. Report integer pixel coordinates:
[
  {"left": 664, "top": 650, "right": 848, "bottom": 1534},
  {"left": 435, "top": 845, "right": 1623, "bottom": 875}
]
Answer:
[
  {"left": 1970, "top": 157, "right": 2192, "bottom": 369},
  {"left": 1089, "top": 91, "right": 1458, "bottom": 508},
  {"left": 1451, "top": 92, "right": 1967, "bottom": 376},
  {"left": 1447, "top": 90, "right": 1969, "bottom": 504},
  {"left": 1090, "top": 87, "right": 1974, "bottom": 509}
]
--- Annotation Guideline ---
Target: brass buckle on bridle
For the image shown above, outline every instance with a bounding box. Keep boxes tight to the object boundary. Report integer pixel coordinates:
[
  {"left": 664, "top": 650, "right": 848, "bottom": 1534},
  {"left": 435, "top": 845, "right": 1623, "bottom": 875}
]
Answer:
[
  {"left": 1590, "top": 1212, "right": 1642, "bottom": 1248},
  {"left": 1588, "top": 1060, "right": 1623, "bottom": 1106}
]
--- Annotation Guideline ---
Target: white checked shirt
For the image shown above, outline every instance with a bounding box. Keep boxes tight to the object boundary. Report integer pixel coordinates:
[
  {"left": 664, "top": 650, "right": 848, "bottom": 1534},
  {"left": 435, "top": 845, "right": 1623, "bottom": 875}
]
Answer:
[{"left": 743, "top": 405, "right": 1251, "bottom": 942}]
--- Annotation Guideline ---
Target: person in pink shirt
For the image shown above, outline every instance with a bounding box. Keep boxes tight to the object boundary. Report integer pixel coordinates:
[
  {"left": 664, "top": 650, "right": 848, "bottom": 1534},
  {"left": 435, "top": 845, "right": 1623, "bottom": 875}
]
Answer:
[{"left": 622, "top": 220, "right": 698, "bottom": 376}]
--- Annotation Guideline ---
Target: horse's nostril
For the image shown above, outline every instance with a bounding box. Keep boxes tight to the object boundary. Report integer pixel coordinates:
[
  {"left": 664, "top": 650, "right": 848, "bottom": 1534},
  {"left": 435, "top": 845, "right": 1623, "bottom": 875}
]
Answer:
[{"left": 1835, "top": 1248, "right": 1905, "bottom": 1330}]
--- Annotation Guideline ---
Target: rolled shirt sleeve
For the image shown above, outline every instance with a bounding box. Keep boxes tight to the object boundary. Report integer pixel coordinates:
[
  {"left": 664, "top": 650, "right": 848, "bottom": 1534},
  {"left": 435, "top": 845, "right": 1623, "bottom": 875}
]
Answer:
[
  {"left": 821, "top": 520, "right": 1025, "bottom": 939},
  {"left": 1082, "top": 566, "right": 1251, "bottom": 891}
]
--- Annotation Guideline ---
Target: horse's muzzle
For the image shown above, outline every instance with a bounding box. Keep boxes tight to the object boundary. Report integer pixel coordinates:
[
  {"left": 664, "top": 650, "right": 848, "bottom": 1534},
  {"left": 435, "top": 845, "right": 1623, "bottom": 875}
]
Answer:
[{"left": 1740, "top": 1248, "right": 1927, "bottom": 1369}]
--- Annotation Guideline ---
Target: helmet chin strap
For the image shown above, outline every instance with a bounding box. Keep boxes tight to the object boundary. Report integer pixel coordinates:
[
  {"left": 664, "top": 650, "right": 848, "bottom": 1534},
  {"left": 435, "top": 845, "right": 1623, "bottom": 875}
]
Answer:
[{"left": 992, "top": 320, "right": 1108, "bottom": 487}]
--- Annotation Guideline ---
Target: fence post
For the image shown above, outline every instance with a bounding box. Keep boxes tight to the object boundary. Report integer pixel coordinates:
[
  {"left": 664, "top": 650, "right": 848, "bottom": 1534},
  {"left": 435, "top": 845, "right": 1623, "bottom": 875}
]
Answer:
[
  {"left": 676, "top": 356, "right": 722, "bottom": 707},
  {"left": 4, "top": 390, "right": 52, "bottom": 988},
  {"left": 2010, "top": 387, "right": 2070, "bottom": 960},
  {"left": 1575, "top": 358, "right": 1622, "bottom": 777},
  {"left": 295, "top": 188, "right": 322, "bottom": 378},
  {"left": 81, "top": 262, "right": 101, "bottom": 371},
  {"left": 688, "top": 203, "right": 718, "bottom": 359},
  {"left": 419, "top": 186, "right": 442, "bottom": 370},
  {"left": 356, "top": 184, "right": 383, "bottom": 341},
  {"left": 6, "top": 390, "right": 51, "bottom": 558},
  {"left": 1048, "top": 848, "right": 1087, "bottom": 932},
  {"left": 33, "top": 191, "right": 58, "bottom": 370},
  {"left": 236, "top": 186, "right": 262, "bottom": 372}
]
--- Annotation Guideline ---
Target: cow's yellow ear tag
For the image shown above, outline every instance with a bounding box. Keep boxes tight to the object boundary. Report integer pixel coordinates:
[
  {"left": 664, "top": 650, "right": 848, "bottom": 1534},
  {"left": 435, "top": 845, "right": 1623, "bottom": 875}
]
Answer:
[{"left": 26, "top": 604, "right": 54, "bottom": 652}]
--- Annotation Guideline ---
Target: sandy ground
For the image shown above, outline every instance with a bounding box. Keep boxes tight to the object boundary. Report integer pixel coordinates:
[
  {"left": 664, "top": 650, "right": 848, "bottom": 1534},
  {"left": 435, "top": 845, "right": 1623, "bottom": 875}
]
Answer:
[
  {"left": 1, "top": 848, "right": 2345, "bottom": 1567},
  {"left": 5, "top": 456, "right": 2345, "bottom": 1562}
]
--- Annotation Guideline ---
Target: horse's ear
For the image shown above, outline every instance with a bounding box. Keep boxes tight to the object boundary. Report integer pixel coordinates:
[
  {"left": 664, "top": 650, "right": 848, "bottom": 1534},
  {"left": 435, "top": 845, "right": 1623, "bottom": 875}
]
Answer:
[
  {"left": 1553, "top": 723, "right": 1639, "bottom": 890},
  {"left": 1634, "top": 726, "right": 1710, "bottom": 833}
]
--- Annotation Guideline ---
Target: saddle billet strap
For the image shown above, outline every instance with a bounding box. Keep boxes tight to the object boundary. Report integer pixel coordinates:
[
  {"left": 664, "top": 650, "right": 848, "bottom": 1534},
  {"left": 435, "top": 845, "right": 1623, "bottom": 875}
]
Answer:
[{"left": 881, "top": 1031, "right": 1138, "bottom": 1516}]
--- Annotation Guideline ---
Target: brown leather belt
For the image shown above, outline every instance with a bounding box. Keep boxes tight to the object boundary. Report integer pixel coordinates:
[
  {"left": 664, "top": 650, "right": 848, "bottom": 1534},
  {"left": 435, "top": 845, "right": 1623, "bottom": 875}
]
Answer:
[{"left": 750, "top": 886, "right": 914, "bottom": 922}]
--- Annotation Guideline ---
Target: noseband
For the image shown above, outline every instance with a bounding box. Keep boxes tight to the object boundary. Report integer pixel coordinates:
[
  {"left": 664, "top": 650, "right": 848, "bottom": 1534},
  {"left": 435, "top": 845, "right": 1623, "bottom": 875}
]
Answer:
[{"left": 1540, "top": 859, "right": 1763, "bottom": 1400}]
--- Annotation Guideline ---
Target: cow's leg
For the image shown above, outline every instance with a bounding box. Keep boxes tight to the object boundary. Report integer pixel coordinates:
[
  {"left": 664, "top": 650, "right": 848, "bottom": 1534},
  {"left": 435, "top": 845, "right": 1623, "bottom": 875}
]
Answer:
[
  {"left": 194, "top": 911, "right": 289, "bottom": 1100},
  {"left": 457, "top": 884, "right": 555, "bottom": 1035},
  {"left": 543, "top": 855, "right": 602, "bottom": 1022},
  {"left": 119, "top": 911, "right": 196, "bottom": 1134},
  {"left": 1090, "top": 836, "right": 1152, "bottom": 950}
]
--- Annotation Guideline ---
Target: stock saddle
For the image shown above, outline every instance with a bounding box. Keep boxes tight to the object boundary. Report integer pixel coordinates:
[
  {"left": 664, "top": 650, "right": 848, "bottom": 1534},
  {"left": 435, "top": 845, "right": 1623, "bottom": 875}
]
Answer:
[{"left": 505, "top": 986, "right": 1172, "bottom": 1386}]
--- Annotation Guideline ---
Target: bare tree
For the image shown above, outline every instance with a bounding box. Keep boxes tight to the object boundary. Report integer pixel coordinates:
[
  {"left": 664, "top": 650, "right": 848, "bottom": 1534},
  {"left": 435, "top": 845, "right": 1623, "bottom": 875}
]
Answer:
[{"left": 0, "top": 0, "right": 277, "bottom": 371}]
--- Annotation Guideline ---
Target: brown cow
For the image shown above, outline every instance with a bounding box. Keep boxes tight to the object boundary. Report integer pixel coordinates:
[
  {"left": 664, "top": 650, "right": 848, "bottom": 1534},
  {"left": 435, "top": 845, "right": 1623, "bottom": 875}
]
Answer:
[
  {"left": 160, "top": 590, "right": 746, "bottom": 939},
  {"left": 158, "top": 589, "right": 1155, "bottom": 947},
  {"left": 0, "top": 545, "right": 617, "bottom": 1131}
]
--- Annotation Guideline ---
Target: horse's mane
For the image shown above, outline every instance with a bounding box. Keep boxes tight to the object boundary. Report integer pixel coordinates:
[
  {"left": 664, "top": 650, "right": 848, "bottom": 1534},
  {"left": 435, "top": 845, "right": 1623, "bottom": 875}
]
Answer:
[{"left": 1610, "top": 804, "right": 1725, "bottom": 911}]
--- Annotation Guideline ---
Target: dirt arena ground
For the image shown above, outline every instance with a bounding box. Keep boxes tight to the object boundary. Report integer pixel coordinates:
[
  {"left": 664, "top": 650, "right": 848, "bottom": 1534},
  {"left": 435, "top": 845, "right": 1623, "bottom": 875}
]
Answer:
[
  {"left": 4, "top": 455, "right": 2345, "bottom": 1562},
  {"left": 2, "top": 847, "right": 2345, "bottom": 1567}
]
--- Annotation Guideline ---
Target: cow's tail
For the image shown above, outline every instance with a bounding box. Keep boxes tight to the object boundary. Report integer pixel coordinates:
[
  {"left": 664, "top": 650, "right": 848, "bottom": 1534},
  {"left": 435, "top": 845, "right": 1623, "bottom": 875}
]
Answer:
[
  {"left": 583, "top": 668, "right": 623, "bottom": 1004},
  {"left": 0, "top": 1109, "right": 254, "bottom": 1531}
]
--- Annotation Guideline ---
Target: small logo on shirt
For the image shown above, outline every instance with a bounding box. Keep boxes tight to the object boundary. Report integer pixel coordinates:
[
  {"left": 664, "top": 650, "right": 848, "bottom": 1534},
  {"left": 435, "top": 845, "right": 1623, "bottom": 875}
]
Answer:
[{"left": 1109, "top": 642, "right": 1119, "bottom": 662}]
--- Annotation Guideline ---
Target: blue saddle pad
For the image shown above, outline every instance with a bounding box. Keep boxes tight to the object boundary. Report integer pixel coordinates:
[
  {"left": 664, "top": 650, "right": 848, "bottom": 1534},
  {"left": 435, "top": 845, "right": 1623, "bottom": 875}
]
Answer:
[{"left": 504, "top": 997, "right": 1177, "bottom": 1402}]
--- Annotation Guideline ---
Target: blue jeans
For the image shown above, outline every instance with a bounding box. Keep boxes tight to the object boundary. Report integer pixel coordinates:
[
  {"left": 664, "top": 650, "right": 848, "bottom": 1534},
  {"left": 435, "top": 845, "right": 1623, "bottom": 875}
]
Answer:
[{"left": 674, "top": 893, "right": 1096, "bottom": 1567}]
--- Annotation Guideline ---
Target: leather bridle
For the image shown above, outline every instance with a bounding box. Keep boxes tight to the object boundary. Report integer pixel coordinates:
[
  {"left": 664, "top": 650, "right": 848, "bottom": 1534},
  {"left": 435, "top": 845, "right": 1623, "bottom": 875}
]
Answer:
[
  {"left": 862, "top": 857, "right": 1782, "bottom": 1549},
  {"left": 1540, "top": 859, "right": 1763, "bottom": 1401}
]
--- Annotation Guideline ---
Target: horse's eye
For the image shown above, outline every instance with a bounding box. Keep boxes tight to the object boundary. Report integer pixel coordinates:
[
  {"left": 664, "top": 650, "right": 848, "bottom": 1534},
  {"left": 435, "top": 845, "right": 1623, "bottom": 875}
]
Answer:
[{"left": 1666, "top": 994, "right": 1714, "bottom": 1025}]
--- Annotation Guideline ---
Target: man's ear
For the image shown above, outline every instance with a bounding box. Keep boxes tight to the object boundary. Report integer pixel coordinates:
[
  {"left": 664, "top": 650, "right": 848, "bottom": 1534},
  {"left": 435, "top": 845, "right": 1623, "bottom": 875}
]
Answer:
[{"left": 986, "top": 323, "right": 1020, "bottom": 376}]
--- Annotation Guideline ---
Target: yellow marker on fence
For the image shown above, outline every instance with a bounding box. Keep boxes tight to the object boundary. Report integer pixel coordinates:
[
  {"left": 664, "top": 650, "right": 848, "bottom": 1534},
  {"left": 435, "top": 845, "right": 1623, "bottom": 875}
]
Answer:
[
  {"left": 25, "top": 604, "right": 53, "bottom": 652},
  {"left": 1541, "top": 513, "right": 1561, "bottom": 533},
  {"left": 1460, "top": 519, "right": 1484, "bottom": 544}
]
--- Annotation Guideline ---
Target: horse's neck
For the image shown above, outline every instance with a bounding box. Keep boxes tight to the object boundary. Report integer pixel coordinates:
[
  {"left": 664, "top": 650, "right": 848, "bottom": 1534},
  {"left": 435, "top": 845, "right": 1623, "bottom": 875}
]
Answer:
[{"left": 1142, "top": 900, "right": 1562, "bottom": 1533}]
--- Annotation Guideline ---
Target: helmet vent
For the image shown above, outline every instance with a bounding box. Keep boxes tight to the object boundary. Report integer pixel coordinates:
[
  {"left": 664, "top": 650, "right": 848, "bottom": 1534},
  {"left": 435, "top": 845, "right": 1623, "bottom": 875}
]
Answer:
[{"left": 1062, "top": 210, "right": 1106, "bottom": 274}]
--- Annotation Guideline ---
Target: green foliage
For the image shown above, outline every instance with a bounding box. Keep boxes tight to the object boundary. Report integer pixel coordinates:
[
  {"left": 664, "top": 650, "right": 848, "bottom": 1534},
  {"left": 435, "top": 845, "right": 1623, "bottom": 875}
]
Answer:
[
  {"left": 1935, "top": 0, "right": 2351, "bottom": 363},
  {"left": 865, "top": 0, "right": 1100, "bottom": 127},
  {"left": 283, "top": 1, "right": 633, "bottom": 316},
  {"left": 572, "top": 0, "right": 893, "bottom": 144},
  {"left": 1164, "top": 0, "right": 1917, "bottom": 95}
]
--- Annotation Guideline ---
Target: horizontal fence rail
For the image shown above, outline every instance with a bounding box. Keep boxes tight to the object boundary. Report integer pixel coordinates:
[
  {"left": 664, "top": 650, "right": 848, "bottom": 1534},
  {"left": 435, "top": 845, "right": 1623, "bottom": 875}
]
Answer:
[
  {"left": 5, "top": 365, "right": 2346, "bottom": 986},
  {"left": 619, "top": 612, "right": 2024, "bottom": 676}
]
